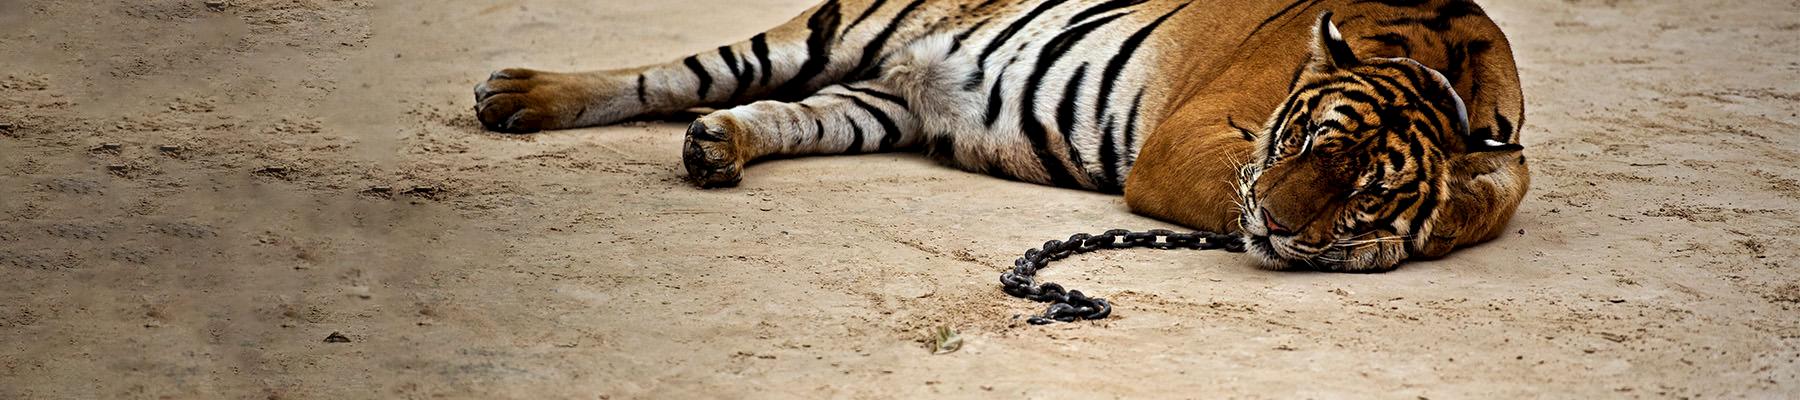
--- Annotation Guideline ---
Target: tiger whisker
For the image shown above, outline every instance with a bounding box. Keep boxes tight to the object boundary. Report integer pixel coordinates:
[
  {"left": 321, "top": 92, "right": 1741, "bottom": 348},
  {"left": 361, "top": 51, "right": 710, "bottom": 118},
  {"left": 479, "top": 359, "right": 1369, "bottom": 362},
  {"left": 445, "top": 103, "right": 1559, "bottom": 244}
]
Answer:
[{"left": 1332, "top": 235, "right": 1414, "bottom": 248}]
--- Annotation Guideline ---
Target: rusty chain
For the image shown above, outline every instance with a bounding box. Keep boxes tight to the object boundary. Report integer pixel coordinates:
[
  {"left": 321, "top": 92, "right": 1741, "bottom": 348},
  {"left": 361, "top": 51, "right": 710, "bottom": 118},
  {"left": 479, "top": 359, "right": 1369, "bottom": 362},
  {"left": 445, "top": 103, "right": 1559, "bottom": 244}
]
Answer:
[{"left": 1000, "top": 229, "right": 1246, "bottom": 325}]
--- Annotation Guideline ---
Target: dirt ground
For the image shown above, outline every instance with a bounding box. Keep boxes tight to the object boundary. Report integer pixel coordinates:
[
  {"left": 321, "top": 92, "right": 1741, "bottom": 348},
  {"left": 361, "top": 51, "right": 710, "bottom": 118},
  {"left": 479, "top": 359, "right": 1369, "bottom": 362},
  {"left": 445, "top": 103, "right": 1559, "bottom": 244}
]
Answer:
[{"left": 1, "top": 0, "right": 1796, "bottom": 398}]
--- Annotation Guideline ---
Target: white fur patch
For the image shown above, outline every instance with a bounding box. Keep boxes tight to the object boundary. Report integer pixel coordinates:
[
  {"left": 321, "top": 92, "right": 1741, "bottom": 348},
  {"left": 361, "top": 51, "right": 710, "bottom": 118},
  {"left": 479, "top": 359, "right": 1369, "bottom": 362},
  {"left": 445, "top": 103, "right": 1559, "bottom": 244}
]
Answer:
[{"left": 880, "top": 33, "right": 990, "bottom": 167}]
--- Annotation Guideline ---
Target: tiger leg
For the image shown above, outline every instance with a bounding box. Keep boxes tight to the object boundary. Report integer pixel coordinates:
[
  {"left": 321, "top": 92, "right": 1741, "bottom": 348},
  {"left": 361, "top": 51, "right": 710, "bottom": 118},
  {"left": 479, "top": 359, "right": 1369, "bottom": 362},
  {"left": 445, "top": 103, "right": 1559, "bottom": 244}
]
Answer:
[
  {"left": 474, "top": 0, "right": 945, "bottom": 133},
  {"left": 683, "top": 82, "right": 923, "bottom": 187}
]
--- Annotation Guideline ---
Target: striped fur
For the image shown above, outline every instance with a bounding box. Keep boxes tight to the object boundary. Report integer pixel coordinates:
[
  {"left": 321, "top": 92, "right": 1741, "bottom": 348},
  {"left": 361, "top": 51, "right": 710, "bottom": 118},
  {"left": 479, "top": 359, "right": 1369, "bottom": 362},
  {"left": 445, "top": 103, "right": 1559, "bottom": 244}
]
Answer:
[{"left": 474, "top": 0, "right": 1529, "bottom": 271}]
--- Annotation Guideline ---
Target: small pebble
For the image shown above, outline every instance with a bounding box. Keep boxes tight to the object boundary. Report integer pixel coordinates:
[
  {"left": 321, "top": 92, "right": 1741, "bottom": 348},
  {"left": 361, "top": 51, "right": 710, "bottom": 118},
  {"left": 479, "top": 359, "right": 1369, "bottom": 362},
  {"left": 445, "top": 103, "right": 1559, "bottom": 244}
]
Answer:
[
  {"left": 107, "top": 164, "right": 129, "bottom": 171},
  {"left": 204, "top": 0, "right": 226, "bottom": 11},
  {"left": 0, "top": 122, "right": 13, "bottom": 130},
  {"left": 323, "top": 332, "right": 351, "bottom": 343},
  {"left": 368, "top": 185, "right": 392, "bottom": 193},
  {"left": 157, "top": 144, "right": 181, "bottom": 152},
  {"left": 97, "top": 143, "right": 122, "bottom": 151}
]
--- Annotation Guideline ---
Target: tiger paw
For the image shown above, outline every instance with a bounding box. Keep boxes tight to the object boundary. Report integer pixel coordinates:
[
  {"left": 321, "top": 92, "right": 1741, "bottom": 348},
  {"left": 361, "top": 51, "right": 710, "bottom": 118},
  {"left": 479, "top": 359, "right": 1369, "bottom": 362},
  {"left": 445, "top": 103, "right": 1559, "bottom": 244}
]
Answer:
[
  {"left": 682, "top": 113, "right": 749, "bottom": 188},
  {"left": 474, "top": 68, "right": 598, "bottom": 133}
]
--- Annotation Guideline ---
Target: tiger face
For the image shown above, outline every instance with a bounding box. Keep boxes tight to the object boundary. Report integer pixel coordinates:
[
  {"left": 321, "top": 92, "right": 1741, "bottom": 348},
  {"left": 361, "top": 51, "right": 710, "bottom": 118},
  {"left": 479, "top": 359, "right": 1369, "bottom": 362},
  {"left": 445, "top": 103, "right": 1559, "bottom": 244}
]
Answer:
[{"left": 1237, "top": 13, "right": 1524, "bottom": 272}]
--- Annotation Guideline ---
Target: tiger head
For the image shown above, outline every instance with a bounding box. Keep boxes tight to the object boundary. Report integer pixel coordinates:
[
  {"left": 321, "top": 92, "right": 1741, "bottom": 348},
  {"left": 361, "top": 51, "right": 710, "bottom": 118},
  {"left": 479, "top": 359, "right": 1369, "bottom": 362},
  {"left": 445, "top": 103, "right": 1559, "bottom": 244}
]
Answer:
[{"left": 1236, "top": 12, "right": 1530, "bottom": 272}]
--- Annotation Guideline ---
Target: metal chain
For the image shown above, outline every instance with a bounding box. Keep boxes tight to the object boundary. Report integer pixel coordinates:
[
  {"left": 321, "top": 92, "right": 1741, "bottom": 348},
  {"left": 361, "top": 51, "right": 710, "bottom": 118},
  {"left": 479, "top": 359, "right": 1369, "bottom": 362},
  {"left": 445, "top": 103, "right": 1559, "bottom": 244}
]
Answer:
[{"left": 1000, "top": 229, "right": 1246, "bottom": 325}]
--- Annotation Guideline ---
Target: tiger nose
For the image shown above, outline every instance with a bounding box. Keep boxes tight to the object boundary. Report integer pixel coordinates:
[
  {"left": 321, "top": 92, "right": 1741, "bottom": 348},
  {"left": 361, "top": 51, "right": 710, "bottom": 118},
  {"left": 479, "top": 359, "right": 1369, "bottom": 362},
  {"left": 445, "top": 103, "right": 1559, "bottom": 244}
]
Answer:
[{"left": 1261, "top": 208, "right": 1295, "bottom": 236}]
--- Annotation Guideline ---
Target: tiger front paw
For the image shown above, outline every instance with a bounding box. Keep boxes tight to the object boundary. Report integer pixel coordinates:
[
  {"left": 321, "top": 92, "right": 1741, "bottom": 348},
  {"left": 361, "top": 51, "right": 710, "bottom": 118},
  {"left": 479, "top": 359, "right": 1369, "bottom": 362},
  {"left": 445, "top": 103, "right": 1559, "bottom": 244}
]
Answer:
[{"left": 474, "top": 68, "right": 600, "bottom": 133}]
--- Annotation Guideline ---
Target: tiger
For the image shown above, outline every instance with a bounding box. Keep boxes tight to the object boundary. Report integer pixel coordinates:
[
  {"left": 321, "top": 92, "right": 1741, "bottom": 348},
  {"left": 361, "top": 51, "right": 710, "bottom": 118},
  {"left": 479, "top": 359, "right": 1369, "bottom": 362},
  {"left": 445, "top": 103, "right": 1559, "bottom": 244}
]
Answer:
[{"left": 472, "top": 0, "right": 1529, "bottom": 272}]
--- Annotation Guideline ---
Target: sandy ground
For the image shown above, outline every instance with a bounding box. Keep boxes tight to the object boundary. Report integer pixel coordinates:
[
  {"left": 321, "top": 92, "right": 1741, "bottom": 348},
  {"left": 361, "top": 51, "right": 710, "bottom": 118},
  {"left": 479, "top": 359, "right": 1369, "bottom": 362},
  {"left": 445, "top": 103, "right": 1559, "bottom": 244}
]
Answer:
[{"left": 1, "top": 0, "right": 1797, "bottom": 398}]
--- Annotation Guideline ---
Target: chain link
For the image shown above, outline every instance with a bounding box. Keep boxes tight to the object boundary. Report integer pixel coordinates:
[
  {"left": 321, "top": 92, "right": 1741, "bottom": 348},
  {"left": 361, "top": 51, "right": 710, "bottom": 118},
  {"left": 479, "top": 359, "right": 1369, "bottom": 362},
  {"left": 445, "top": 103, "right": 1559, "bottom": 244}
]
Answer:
[{"left": 1001, "top": 229, "right": 1245, "bottom": 325}]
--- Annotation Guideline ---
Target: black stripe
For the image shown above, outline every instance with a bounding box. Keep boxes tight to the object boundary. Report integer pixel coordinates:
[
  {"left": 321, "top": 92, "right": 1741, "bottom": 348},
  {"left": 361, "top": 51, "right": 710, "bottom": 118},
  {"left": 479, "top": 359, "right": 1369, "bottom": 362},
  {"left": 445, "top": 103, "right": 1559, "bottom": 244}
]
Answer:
[
  {"left": 683, "top": 56, "right": 713, "bottom": 100},
  {"left": 975, "top": 0, "right": 1070, "bottom": 85},
  {"left": 947, "top": 18, "right": 992, "bottom": 55},
  {"left": 844, "top": 85, "right": 909, "bottom": 108},
  {"left": 1093, "top": 3, "right": 1189, "bottom": 133},
  {"left": 1333, "top": 103, "right": 1370, "bottom": 128},
  {"left": 1388, "top": 57, "right": 1433, "bottom": 89},
  {"left": 1242, "top": 0, "right": 1316, "bottom": 47},
  {"left": 1378, "top": 0, "right": 1484, "bottom": 32},
  {"left": 1098, "top": 89, "right": 1135, "bottom": 192},
  {"left": 1362, "top": 33, "right": 1413, "bottom": 56},
  {"left": 719, "top": 46, "right": 752, "bottom": 102},
  {"left": 847, "top": 120, "right": 866, "bottom": 154},
  {"left": 1449, "top": 39, "right": 1492, "bottom": 85},
  {"left": 1406, "top": 192, "right": 1440, "bottom": 240},
  {"left": 1335, "top": 90, "right": 1380, "bottom": 116},
  {"left": 1443, "top": 42, "right": 1468, "bottom": 84},
  {"left": 984, "top": 70, "right": 1007, "bottom": 127},
  {"left": 636, "top": 74, "right": 647, "bottom": 105},
  {"left": 750, "top": 34, "right": 773, "bottom": 87},
  {"left": 1408, "top": 119, "right": 1443, "bottom": 155},
  {"left": 720, "top": 46, "right": 741, "bottom": 79},
  {"left": 1368, "top": 141, "right": 1393, "bottom": 184},
  {"left": 1358, "top": 74, "right": 1427, "bottom": 112},
  {"left": 1285, "top": 57, "right": 1308, "bottom": 91},
  {"left": 979, "top": 0, "right": 1068, "bottom": 62},
  {"left": 844, "top": 95, "right": 903, "bottom": 152},
  {"left": 1228, "top": 116, "right": 1257, "bottom": 141},
  {"left": 843, "top": 0, "right": 889, "bottom": 35},
  {"left": 813, "top": 118, "right": 826, "bottom": 142},
  {"left": 773, "top": 0, "right": 843, "bottom": 100},
  {"left": 1357, "top": 73, "right": 1400, "bottom": 103},
  {"left": 736, "top": 53, "right": 756, "bottom": 101},
  {"left": 1056, "top": 63, "right": 1090, "bottom": 144},
  {"left": 1378, "top": 68, "right": 1461, "bottom": 137},
  {"left": 1337, "top": 87, "right": 1382, "bottom": 107},
  {"left": 1021, "top": 13, "right": 1131, "bottom": 188},
  {"left": 1118, "top": 91, "right": 1146, "bottom": 181},
  {"left": 848, "top": 0, "right": 926, "bottom": 81},
  {"left": 1069, "top": 0, "right": 1147, "bottom": 26}
]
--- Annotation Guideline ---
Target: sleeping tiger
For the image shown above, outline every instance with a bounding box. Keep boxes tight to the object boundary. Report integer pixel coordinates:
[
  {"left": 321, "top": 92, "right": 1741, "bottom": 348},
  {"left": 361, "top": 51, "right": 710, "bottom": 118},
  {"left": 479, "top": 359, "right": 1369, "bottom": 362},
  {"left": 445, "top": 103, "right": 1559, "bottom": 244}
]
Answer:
[{"left": 473, "top": 0, "right": 1529, "bottom": 272}]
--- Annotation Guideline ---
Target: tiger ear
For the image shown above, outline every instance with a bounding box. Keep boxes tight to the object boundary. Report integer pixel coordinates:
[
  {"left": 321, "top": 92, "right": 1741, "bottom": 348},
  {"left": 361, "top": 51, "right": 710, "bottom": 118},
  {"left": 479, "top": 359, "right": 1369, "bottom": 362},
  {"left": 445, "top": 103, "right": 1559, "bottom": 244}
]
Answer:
[
  {"left": 1437, "top": 69, "right": 1471, "bottom": 137},
  {"left": 1454, "top": 139, "right": 1525, "bottom": 177},
  {"left": 1312, "top": 11, "right": 1360, "bottom": 69}
]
